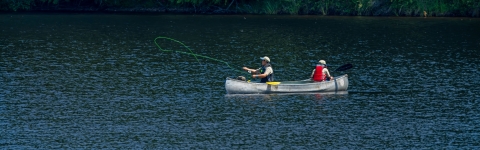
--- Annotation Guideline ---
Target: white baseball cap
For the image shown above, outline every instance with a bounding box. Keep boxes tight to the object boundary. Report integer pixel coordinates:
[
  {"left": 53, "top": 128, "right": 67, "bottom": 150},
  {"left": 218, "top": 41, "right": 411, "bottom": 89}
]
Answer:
[
  {"left": 260, "top": 56, "right": 270, "bottom": 62},
  {"left": 319, "top": 60, "right": 326, "bottom": 65}
]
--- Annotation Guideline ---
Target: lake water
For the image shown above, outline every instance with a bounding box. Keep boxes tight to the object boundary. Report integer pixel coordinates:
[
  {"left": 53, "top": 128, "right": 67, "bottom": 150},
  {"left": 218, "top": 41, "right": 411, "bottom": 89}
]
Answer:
[{"left": 1, "top": 13, "right": 480, "bottom": 149}]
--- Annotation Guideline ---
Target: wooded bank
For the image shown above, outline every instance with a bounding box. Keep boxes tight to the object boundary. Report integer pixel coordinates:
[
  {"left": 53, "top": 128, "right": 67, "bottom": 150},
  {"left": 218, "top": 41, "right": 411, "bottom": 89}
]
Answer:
[{"left": 2, "top": 0, "right": 479, "bottom": 17}]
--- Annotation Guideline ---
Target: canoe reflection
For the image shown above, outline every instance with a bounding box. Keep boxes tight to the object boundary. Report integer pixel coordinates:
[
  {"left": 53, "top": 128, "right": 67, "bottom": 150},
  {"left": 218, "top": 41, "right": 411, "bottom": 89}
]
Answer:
[{"left": 225, "top": 91, "right": 348, "bottom": 100}]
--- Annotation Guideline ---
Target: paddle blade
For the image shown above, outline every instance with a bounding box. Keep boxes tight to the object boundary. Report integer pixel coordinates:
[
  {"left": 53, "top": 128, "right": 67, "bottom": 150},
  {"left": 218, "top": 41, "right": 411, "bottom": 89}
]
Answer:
[
  {"left": 334, "top": 64, "right": 353, "bottom": 72},
  {"left": 266, "top": 82, "right": 281, "bottom": 85}
]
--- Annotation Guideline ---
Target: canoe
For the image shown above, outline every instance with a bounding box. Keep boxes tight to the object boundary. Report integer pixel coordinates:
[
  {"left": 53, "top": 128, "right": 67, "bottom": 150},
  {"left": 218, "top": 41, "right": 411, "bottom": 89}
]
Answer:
[{"left": 225, "top": 74, "right": 349, "bottom": 94}]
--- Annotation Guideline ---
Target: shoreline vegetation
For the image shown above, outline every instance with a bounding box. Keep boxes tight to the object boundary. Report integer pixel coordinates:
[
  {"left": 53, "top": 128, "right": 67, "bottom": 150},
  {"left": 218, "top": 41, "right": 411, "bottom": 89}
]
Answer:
[{"left": 1, "top": 0, "right": 479, "bottom": 17}]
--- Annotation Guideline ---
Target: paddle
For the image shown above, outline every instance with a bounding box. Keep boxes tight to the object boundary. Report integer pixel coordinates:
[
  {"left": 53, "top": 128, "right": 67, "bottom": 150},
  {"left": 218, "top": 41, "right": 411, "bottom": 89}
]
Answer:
[
  {"left": 266, "top": 63, "right": 353, "bottom": 85},
  {"left": 332, "top": 63, "right": 353, "bottom": 72}
]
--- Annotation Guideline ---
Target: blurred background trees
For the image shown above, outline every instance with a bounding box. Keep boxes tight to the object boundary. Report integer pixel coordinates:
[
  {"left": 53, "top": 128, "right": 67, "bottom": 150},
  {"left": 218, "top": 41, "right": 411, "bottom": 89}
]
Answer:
[{"left": 1, "top": 0, "right": 479, "bottom": 17}]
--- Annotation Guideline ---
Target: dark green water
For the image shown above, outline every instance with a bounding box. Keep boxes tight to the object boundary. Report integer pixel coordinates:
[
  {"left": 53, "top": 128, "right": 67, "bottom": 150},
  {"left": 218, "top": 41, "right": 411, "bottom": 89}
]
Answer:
[{"left": 1, "top": 14, "right": 479, "bottom": 148}]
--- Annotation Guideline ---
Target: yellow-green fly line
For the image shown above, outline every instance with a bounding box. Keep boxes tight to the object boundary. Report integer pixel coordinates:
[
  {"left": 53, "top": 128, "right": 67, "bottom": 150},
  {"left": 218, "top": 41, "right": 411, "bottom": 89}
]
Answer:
[{"left": 154, "top": 36, "right": 245, "bottom": 75}]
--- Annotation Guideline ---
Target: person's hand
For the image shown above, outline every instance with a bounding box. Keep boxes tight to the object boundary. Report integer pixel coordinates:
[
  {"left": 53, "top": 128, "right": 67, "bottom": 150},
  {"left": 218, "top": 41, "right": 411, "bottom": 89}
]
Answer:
[
  {"left": 252, "top": 75, "right": 256, "bottom": 79},
  {"left": 243, "top": 67, "right": 252, "bottom": 73}
]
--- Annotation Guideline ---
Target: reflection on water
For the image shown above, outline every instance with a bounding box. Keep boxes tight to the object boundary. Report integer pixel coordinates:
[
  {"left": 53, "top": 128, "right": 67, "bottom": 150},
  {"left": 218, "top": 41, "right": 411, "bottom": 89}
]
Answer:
[{"left": 1, "top": 14, "right": 480, "bottom": 148}]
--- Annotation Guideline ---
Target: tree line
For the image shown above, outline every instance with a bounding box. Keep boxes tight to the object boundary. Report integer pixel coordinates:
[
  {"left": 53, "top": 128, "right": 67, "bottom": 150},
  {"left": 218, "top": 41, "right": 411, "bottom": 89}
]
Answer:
[{"left": 1, "top": 0, "right": 479, "bottom": 17}]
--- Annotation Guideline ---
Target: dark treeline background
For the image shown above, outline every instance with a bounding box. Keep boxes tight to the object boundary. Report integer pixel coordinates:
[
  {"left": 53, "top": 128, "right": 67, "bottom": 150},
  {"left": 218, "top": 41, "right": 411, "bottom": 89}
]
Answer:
[{"left": 1, "top": 0, "right": 479, "bottom": 17}]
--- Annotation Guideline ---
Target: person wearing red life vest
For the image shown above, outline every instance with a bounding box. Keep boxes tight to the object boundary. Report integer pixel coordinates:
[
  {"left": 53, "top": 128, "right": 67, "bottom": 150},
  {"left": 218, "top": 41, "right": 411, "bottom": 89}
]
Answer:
[{"left": 310, "top": 60, "right": 333, "bottom": 82}]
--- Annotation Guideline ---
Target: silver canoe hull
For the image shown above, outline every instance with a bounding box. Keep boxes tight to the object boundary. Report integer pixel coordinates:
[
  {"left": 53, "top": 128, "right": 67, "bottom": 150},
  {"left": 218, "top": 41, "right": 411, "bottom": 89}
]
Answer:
[{"left": 225, "top": 74, "right": 349, "bottom": 94}]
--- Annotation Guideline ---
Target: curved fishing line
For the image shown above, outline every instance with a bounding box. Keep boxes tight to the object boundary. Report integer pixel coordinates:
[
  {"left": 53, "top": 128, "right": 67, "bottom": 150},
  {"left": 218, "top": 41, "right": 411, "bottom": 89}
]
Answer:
[{"left": 154, "top": 36, "right": 245, "bottom": 75}]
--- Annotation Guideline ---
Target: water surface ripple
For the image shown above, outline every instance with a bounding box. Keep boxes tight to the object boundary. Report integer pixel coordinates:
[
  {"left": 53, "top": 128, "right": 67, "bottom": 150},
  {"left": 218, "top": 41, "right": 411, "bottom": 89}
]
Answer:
[{"left": 1, "top": 14, "right": 479, "bottom": 149}]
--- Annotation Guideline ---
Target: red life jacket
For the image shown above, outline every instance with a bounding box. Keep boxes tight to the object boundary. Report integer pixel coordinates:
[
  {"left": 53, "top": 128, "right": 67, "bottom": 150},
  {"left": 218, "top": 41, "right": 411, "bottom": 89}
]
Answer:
[{"left": 312, "top": 65, "right": 326, "bottom": 82}]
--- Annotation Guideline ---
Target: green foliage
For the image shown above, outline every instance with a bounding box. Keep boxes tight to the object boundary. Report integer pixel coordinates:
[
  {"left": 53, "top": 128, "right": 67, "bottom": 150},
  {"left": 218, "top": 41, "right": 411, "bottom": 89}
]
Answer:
[
  {"left": 168, "top": 0, "right": 228, "bottom": 5},
  {"left": 38, "top": 0, "right": 63, "bottom": 4},
  {"left": 0, "top": 0, "right": 478, "bottom": 16},
  {"left": 388, "top": 0, "right": 480, "bottom": 17},
  {"left": 334, "top": 0, "right": 357, "bottom": 15},
  {"left": 283, "top": 0, "right": 301, "bottom": 15},
  {"left": 1, "top": 0, "right": 35, "bottom": 11},
  {"left": 263, "top": 0, "right": 279, "bottom": 14},
  {"left": 312, "top": 0, "right": 333, "bottom": 15},
  {"left": 356, "top": 0, "right": 376, "bottom": 15}
]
